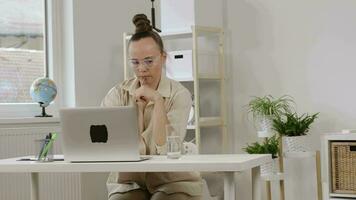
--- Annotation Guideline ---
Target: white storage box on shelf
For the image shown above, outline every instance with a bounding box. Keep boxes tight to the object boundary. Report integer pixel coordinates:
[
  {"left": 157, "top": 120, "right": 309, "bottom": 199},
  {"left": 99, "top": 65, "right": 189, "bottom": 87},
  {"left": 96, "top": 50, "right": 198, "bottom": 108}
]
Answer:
[
  {"left": 166, "top": 50, "right": 193, "bottom": 81},
  {"left": 160, "top": 0, "right": 223, "bottom": 33},
  {"left": 166, "top": 50, "right": 220, "bottom": 82}
]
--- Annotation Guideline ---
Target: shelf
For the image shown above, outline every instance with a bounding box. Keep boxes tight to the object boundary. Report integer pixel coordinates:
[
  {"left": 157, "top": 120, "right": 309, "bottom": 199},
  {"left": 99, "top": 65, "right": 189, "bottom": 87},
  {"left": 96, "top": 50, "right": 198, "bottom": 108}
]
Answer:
[
  {"left": 341, "top": 129, "right": 356, "bottom": 133},
  {"left": 186, "top": 125, "right": 195, "bottom": 130},
  {"left": 125, "top": 29, "right": 193, "bottom": 40},
  {"left": 198, "top": 74, "right": 221, "bottom": 80},
  {"left": 323, "top": 132, "right": 356, "bottom": 141},
  {"left": 330, "top": 193, "right": 356, "bottom": 198},
  {"left": 186, "top": 117, "right": 223, "bottom": 128},
  {"left": 283, "top": 151, "right": 317, "bottom": 158},
  {"left": 171, "top": 77, "right": 194, "bottom": 82},
  {"left": 169, "top": 73, "right": 221, "bottom": 82},
  {"left": 125, "top": 27, "right": 220, "bottom": 40},
  {"left": 329, "top": 198, "right": 351, "bottom": 200},
  {"left": 199, "top": 117, "right": 223, "bottom": 127},
  {"left": 261, "top": 172, "right": 284, "bottom": 181},
  {"left": 160, "top": 30, "right": 193, "bottom": 39}
]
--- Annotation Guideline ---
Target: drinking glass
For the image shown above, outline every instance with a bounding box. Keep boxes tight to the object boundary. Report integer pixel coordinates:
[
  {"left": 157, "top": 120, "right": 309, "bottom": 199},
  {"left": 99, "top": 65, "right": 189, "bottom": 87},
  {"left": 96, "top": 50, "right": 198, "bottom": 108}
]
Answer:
[{"left": 166, "top": 124, "right": 182, "bottom": 159}]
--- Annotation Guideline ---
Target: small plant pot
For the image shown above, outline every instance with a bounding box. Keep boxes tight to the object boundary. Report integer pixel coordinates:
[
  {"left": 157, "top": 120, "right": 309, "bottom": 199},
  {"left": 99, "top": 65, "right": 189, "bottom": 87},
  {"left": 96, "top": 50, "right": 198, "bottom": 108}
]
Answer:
[
  {"left": 255, "top": 115, "right": 274, "bottom": 138},
  {"left": 282, "top": 135, "right": 310, "bottom": 152},
  {"left": 260, "top": 157, "right": 280, "bottom": 175}
]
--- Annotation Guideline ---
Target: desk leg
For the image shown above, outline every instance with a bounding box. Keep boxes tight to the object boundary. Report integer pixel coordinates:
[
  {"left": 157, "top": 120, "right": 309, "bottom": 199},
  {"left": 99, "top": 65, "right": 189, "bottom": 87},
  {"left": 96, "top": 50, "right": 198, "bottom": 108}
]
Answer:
[
  {"left": 252, "top": 166, "right": 262, "bottom": 200},
  {"left": 30, "top": 172, "right": 39, "bottom": 200},
  {"left": 223, "top": 172, "right": 235, "bottom": 200}
]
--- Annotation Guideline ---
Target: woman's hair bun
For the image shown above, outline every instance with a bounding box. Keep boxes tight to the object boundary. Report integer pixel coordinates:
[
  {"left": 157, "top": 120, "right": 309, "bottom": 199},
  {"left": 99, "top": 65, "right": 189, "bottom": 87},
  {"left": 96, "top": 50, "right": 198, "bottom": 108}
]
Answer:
[{"left": 132, "top": 14, "right": 152, "bottom": 33}]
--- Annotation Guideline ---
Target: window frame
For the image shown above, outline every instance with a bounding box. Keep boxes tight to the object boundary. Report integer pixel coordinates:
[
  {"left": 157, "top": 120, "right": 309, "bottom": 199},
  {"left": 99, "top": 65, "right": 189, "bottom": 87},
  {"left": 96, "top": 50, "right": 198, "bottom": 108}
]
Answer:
[{"left": 0, "top": 0, "right": 62, "bottom": 118}]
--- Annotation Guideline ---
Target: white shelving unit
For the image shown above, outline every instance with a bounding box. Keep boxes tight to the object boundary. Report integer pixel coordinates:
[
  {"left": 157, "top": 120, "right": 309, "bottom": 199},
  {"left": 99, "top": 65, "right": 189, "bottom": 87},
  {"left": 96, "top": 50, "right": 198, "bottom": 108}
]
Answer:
[
  {"left": 123, "top": 26, "right": 228, "bottom": 153},
  {"left": 321, "top": 132, "right": 356, "bottom": 200}
]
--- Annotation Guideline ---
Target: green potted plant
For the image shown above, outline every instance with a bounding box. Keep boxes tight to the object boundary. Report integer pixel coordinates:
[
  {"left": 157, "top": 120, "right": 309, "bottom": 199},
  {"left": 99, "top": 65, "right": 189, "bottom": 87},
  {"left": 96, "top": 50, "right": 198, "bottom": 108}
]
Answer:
[
  {"left": 243, "top": 134, "right": 280, "bottom": 174},
  {"left": 272, "top": 112, "right": 319, "bottom": 152},
  {"left": 248, "top": 95, "right": 294, "bottom": 137}
]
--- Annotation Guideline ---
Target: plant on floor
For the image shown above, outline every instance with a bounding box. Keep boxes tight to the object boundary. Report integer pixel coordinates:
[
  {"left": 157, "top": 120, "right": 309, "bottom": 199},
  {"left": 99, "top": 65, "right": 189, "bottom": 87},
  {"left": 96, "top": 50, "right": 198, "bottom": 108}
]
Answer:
[
  {"left": 243, "top": 134, "right": 280, "bottom": 159},
  {"left": 272, "top": 112, "right": 319, "bottom": 137}
]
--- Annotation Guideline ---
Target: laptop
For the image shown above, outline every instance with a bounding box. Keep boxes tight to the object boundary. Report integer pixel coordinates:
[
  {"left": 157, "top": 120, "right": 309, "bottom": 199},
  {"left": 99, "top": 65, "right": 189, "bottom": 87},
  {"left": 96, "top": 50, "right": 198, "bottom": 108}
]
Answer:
[{"left": 59, "top": 106, "right": 143, "bottom": 162}]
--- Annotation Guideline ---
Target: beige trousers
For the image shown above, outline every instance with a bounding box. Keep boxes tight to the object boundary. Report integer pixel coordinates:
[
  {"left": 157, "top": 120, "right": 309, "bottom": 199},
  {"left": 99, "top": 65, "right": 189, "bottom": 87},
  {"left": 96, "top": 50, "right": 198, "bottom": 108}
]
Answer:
[{"left": 108, "top": 189, "right": 202, "bottom": 200}]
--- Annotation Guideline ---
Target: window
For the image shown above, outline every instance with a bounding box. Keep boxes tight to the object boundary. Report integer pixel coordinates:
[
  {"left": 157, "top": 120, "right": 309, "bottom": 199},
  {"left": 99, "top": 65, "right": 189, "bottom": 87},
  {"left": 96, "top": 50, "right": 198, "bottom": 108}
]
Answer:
[
  {"left": 0, "top": 0, "right": 47, "bottom": 103},
  {"left": 0, "top": 0, "right": 61, "bottom": 118}
]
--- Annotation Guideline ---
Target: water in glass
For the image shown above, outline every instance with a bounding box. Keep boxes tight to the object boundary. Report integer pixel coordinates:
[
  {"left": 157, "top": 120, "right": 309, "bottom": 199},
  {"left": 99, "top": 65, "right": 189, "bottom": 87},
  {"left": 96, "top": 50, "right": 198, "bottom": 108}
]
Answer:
[{"left": 167, "top": 135, "right": 181, "bottom": 159}]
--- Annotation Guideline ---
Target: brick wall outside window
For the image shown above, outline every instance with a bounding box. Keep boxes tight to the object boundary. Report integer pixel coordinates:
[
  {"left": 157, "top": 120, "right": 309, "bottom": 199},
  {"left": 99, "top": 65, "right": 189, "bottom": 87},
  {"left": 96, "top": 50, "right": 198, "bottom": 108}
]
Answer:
[{"left": 0, "top": 48, "right": 44, "bottom": 103}]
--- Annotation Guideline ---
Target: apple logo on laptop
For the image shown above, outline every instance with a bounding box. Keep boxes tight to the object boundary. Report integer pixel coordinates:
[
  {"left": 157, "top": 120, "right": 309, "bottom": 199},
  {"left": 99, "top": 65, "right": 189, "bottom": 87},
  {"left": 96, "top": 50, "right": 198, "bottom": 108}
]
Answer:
[{"left": 90, "top": 125, "right": 108, "bottom": 143}]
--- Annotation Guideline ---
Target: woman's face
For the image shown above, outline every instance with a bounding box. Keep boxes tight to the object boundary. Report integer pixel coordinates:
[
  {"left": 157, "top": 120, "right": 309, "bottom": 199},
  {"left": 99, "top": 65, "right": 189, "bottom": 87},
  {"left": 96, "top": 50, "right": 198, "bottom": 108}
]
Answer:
[{"left": 128, "top": 37, "right": 165, "bottom": 87}]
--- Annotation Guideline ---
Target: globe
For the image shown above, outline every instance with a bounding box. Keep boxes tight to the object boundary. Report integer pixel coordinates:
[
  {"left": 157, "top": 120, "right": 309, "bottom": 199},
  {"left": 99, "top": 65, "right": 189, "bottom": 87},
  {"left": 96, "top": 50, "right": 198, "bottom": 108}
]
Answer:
[{"left": 30, "top": 77, "right": 57, "bottom": 117}]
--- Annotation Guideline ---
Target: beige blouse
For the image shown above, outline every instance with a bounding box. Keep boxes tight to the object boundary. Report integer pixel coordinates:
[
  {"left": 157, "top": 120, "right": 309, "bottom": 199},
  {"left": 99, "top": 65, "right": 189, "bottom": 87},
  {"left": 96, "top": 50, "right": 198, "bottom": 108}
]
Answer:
[{"left": 101, "top": 75, "right": 202, "bottom": 197}]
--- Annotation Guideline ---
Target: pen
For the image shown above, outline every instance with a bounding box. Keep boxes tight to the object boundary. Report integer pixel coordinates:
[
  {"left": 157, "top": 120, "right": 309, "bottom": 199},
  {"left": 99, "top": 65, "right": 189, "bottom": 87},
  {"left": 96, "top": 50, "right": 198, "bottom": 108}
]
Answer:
[
  {"left": 37, "top": 133, "right": 50, "bottom": 160},
  {"left": 41, "top": 133, "right": 57, "bottom": 159}
]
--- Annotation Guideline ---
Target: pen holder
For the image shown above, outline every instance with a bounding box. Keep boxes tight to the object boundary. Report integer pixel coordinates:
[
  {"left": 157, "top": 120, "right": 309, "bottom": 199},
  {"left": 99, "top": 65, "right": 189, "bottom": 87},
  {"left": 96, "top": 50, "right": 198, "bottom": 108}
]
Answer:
[{"left": 35, "top": 138, "right": 54, "bottom": 162}]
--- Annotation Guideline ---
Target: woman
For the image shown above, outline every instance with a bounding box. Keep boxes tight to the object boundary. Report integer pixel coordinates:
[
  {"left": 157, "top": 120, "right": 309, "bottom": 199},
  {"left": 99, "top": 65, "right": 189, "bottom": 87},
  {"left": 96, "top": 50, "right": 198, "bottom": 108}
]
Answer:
[{"left": 101, "top": 14, "right": 202, "bottom": 200}]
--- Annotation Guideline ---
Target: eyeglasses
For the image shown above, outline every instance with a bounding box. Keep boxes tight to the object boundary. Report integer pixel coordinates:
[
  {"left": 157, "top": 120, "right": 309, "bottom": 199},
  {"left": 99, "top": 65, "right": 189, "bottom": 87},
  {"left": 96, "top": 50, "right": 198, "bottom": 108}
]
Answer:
[{"left": 129, "top": 56, "right": 160, "bottom": 69}]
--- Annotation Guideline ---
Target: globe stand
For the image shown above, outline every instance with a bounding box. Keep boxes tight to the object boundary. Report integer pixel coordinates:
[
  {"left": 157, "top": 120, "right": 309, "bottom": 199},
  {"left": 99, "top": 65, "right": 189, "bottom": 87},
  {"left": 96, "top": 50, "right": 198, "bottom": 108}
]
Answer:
[{"left": 35, "top": 103, "right": 52, "bottom": 117}]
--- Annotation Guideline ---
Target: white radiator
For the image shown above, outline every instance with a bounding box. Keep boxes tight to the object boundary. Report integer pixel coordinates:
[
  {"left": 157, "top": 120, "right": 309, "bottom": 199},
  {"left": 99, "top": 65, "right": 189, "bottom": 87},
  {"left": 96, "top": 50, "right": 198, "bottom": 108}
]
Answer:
[{"left": 0, "top": 126, "right": 81, "bottom": 200}]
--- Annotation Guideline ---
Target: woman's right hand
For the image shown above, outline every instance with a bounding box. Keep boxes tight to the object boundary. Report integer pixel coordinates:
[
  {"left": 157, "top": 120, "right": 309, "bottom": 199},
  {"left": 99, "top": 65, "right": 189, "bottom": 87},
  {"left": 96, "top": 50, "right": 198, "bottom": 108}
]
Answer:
[{"left": 135, "top": 98, "right": 148, "bottom": 113}]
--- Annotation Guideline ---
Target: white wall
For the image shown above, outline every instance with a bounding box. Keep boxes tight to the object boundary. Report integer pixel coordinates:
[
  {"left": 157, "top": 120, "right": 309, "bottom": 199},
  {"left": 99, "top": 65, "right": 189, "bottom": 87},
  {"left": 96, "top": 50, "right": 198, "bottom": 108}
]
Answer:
[
  {"left": 59, "top": 0, "right": 356, "bottom": 199},
  {"left": 61, "top": 0, "right": 151, "bottom": 107},
  {"left": 224, "top": 0, "right": 356, "bottom": 199}
]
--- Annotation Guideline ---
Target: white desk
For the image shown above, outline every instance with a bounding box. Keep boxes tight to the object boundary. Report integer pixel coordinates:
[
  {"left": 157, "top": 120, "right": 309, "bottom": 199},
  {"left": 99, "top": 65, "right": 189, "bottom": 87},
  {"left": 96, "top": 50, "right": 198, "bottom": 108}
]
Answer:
[{"left": 0, "top": 154, "right": 271, "bottom": 200}]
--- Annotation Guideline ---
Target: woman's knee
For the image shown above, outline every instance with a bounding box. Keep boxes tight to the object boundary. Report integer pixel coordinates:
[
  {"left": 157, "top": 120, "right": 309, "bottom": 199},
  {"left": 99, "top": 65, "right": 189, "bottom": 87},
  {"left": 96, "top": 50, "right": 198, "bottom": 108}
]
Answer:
[
  {"left": 108, "top": 189, "right": 149, "bottom": 200},
  {"left": 151, "top": 191, "right": 202, "bottom": 200}
]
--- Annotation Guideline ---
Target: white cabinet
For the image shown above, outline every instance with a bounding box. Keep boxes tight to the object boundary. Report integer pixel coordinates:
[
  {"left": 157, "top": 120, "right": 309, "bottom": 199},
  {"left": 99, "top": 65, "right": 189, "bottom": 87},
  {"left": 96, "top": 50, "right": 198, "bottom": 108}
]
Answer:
[
  {"left": 321, "top": 132, "right": 356, "bottom": 200},
  {"left": 123, "top": 26, "right": 229, "bottom": 153}
]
